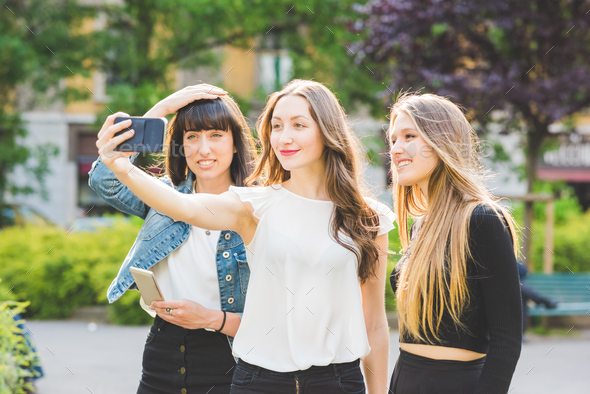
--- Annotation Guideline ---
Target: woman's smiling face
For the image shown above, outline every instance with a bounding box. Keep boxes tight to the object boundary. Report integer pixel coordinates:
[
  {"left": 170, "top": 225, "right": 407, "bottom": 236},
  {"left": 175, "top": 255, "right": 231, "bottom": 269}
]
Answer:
[
  {"left": 182, "top": 128, "right": 236, "bottom": 183},
  {"left": 269, "top": 94, "right": 324, "bottom": 171},
  {"left": 389, "top": 111, "right": 439, "bottom": 193}
]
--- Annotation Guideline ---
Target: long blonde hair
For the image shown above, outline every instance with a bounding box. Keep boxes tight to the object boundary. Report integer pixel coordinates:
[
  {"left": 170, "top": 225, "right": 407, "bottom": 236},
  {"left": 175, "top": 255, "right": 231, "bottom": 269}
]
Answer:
[
  {"left": 248, "top": 79, "right": 382, "bottom": 283},
  {"left": 390, "top": 93, "right": 519, "bottom": 343}
]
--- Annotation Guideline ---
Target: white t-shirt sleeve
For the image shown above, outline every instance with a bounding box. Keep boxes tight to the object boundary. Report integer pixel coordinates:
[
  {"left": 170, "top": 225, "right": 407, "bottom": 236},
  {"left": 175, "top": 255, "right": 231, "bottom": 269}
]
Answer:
[
  {"left": 365, "top": 197, "right": 396, "bottom": 236},
  {"left": 229, "top": 185, "right": 283, "bottom": 220}
]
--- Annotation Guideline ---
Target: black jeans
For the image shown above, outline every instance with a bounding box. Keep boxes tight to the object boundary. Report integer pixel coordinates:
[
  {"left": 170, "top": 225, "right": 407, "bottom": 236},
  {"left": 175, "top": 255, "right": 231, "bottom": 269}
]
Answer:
[
  {"left": 230, "top": 358, "right": 366, "bottom": 394},
  {"left": 390, "top": 349, "right": 485, "bottom": 394},
  {"left": 137, "top": 315, "right": 236, "bottom": 394}
]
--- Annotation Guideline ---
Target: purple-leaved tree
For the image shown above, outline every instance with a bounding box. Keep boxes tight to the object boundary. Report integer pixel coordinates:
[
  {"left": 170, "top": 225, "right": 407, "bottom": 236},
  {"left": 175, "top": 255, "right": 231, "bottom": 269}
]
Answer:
[{"left": 351, "top": 0, "right": 590, "bottom": 262}]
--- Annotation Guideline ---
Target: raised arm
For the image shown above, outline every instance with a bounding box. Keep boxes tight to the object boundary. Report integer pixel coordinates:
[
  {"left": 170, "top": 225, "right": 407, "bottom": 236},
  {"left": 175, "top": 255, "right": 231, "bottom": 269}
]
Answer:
[
  {"left": 88, "top": 153, "right": 152, "bottom": 219},
  {"left": 361, "top": 233, "right": 390, "bottom": 394},
  {"left": 96, "top": 113, "right": 254, "bottom": 238},
  {"left": 90, "top": 85, "right": 228, "bottom": 218}
]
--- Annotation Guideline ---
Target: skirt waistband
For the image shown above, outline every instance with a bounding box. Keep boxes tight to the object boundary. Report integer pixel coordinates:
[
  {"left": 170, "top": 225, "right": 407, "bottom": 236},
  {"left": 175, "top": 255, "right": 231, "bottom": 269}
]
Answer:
[
  {"left": 153, "top": 315, "right": 224, "bottom": 337},
  {"left": 398, "top": 348, "right": 486, "bottom": 371},
  {"left": 237, "top": 359, "right": 360, "bottom": 379}
]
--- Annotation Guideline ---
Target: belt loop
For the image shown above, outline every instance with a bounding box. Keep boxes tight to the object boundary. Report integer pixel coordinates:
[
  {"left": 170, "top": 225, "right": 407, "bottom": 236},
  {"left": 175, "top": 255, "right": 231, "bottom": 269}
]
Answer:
[
  {"left": 333, "top": 363, "right": 340, "bottom": 379},
  {"left": 253, "top": 364, "right": 262, "bottom": 378}
]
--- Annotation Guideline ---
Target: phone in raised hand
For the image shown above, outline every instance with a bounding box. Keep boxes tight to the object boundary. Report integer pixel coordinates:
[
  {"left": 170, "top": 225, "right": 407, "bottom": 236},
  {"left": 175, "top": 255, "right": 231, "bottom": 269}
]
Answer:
[{"left": 113, "top": 117, "right": 168, "bottom": 153}]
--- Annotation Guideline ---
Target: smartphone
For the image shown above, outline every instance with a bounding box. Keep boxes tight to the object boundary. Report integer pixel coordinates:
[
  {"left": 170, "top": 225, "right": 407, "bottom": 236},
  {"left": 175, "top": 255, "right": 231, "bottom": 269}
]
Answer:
[
  {"left": 113, "top": 117, "right": 168, "bottom": 153},
  {"left": 129, "top": 267, "right": 165, "bottom": 305}
]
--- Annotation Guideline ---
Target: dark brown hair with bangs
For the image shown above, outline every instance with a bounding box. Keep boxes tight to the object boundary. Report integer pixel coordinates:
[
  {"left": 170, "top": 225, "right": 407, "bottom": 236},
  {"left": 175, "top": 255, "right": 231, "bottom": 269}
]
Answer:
[{"left": 164, "top": 95, "right": 256, "bottom": 186}]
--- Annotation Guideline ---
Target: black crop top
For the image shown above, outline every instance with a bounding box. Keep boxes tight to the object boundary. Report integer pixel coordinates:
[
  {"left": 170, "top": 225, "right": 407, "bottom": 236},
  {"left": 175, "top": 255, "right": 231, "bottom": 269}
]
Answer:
[{"left": 390, "top": 204, "right": 522, "bottom": 394}]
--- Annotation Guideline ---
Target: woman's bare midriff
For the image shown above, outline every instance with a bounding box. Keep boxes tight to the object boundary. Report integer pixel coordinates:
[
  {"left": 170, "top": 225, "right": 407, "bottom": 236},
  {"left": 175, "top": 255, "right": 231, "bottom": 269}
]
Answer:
[{"left": 400, "top": 342, "right": 486, "bottom": 361}]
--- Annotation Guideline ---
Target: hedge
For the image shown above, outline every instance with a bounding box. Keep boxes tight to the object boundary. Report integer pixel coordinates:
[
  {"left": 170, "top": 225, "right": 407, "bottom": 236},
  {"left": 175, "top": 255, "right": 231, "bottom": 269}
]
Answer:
[
  {"left": 1, "top": 194, "right": 587, "bottom": 323},
  {"left": 0, "top": 217, "right": 151, "bottom": 324}
]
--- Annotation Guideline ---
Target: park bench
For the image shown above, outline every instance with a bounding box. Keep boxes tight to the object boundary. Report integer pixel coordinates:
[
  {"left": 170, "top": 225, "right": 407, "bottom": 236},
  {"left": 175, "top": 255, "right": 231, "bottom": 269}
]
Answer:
[{"left": 524, "top": 273, "right": 590, "bottom": 316}]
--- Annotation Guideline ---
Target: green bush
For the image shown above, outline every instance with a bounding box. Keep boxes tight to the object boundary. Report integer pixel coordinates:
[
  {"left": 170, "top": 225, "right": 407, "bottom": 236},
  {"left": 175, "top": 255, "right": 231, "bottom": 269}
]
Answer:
[
  {"left": 528, "top": 209, "right": 590, "bottom": 273},
  {"left": 0, "top": 217, "right": 154, "bottom": 324},
  {"left": 511, "top": 183, "right": 590, "bottom": 273},
  {"left": 2, "top": 190, "right": 586, "bottom": 322},
  {"left": 0, "top": 301, "right": 41, "bottom": 394},
  {"left": 109, "top": 290, "right": 153, "bottom": 326}
]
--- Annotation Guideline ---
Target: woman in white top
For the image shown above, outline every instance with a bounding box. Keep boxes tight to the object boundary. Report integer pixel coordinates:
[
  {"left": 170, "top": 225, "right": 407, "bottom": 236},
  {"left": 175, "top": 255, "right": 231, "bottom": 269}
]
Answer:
[
  {"left": 91, "top": 85, "right": 256, "bottom": 394},
  {"left": 97, "top": 79, "right": 396, "bottom": 393}
]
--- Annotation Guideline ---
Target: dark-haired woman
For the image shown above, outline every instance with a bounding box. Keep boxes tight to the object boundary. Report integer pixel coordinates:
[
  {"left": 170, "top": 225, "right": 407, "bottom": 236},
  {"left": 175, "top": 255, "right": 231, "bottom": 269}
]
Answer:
[
  {"left": 387, "top": 93, "right": 522, "bottom": 394},
  {"left": 89, "top": 84, "right": 257, "bottom": 394}
]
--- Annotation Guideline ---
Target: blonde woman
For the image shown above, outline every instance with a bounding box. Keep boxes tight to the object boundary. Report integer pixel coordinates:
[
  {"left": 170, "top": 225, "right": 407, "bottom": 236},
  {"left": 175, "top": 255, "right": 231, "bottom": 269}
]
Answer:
[
  {"left": 96, "top": 79, "right": 395, "bottom": 393},
  {"left": 388, "top": 93, "right": 522, "bottom": 394}
]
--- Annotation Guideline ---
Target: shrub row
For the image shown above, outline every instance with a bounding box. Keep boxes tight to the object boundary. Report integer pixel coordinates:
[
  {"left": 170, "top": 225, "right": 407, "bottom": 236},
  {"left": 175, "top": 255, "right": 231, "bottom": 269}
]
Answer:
[
  {"left": 1, "top": 196, "right": 587, "bottom": 324},
  {"left": 0, "top": 217, "right": 150, "bottom": 325}
]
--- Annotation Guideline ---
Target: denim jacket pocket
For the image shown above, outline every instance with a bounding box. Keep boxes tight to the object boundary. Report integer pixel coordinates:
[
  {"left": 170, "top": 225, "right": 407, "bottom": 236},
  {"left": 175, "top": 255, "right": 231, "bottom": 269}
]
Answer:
[
  {"left": 236, "top": 251, "right": 250, "bottom": 296},
  {"left": 140, "top": 210, "right": 175, "bottom": 241}
]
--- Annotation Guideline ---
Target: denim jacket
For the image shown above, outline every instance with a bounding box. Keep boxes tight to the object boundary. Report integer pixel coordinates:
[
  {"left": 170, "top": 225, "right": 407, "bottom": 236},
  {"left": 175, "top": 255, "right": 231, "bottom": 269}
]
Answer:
[{"left": 88, "top": 156, "right": 250, "bottom": 347}]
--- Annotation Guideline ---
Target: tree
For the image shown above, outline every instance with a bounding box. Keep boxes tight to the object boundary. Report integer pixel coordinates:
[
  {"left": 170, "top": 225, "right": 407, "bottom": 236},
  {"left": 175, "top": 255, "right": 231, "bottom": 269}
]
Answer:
[
  {"left": 91, "top": 0, "right": 385, "bottom": 169},
  {"left": 0, "top": 0, "right": 99, "bottom": 218},
  {"left": 351, "top": 0, "right": 590, "bottom": 261},
  {"left": 93, "top": 0, "right": 381, "bottom": 115}
]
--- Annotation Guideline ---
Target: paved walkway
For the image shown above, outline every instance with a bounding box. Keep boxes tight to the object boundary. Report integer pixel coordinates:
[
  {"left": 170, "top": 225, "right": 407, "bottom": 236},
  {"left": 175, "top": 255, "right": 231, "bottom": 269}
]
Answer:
[{"left": 25, "top": 320, "right": 590, "bottom": 393}]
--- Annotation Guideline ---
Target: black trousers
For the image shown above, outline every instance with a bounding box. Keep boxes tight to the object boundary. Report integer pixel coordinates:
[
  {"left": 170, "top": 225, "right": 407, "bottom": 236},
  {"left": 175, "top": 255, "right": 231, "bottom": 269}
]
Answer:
[
  {"left": 389, "top": 349, "right": 485, "bottom": 394},
  {"left": 230, "top": 358, "right": 366, "bottom": 394},
  {"left": 137, "top": 315, "right": 236, "bottom": 394}
]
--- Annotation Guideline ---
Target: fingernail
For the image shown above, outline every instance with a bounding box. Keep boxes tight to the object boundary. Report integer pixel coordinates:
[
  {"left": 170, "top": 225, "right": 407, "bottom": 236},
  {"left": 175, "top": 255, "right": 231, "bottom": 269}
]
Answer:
[{"left": 129, "top": 129, "right": 134, "bottom": 134}]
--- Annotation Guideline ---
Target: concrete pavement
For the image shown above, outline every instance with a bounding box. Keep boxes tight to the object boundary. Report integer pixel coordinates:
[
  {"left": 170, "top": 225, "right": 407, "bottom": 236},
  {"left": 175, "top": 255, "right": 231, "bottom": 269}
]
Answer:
[{"left": 24, "top": 320, "right": 590, "bottom": 393}]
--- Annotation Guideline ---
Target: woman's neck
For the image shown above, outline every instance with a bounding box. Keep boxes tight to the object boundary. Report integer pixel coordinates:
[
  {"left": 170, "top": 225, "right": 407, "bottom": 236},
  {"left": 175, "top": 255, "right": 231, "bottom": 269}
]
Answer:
[
  {"left": 194, "top": 174, "right": 234, "bottom": 195},
  {"left": 417, "top": 180, "right": 429, "bottom": 202},
  {"left": 283, "top": 160, "right": 329, "bottom": 200}
]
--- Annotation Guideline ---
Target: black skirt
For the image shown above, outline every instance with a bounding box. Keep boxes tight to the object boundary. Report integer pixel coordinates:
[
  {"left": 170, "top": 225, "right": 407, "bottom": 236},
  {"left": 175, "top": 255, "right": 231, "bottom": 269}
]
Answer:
[
  {"left": 137, "top": 315, "right": 236, "bottom": 394},
  {"left": 390, "top": 349, "right": 486, "bottom": 394}
]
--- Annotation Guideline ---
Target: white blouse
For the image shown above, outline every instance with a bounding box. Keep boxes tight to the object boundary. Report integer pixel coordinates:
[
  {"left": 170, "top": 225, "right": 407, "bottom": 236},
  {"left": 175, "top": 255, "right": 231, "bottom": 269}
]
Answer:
[
  {"left": 229, "top": 184, "right": 396, "bottom": 372},
  {"left": 140, "top": 226, "right": 222, "bottom": 316}
]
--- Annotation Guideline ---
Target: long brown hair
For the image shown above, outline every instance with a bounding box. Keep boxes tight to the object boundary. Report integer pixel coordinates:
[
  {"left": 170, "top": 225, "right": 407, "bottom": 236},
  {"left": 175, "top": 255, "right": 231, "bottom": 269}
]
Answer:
[
  {"left": 390, "top": 93, "right": 520, "bottom": 343},
  {"left": 164, "top": 95, "right": 256, "bottom": 187},
  {"left": 248, "top": 79, "right": 382, "bottom": 283}
]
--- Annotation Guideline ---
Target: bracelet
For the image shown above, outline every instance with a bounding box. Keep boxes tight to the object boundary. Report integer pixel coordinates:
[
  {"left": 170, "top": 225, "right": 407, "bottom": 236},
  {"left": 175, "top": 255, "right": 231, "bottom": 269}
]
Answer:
[{"left": 217, "top": 311, "right": 227, "bottom": 332}]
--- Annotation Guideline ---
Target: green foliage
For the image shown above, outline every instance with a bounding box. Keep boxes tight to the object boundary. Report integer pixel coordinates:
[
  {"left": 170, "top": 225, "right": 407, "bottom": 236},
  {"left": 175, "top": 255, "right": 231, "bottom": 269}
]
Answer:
[
  {"left": 512, "top": 180, "right": 583, "bottom": 225},
  {"left": 386, "top": 226, "right": 402, "bottom": 312},
  {"left": 362, "top": 135, "right": 387, "bottom": 167},
  {"left": 109, "top": 290, "right": 153, "bottom": 326},
  {"left": 529, "top": 210, "right": 590, "bottom": 273},
  {"left": 511, "top": 185, "right": 590, "bottom": 273},
  {"left": 0, "top": 218, "right": 152, "bottom": 324},
  {"left": 0, "top": 301, "right": 40, "bottom": 394},
  {"left": 90, "top": 0, "right": 383, "bottom": 120},
  {"left": 0, "top": 0, "right": 98, "bottom": 204},
  {"left": 431, "top": 23, "right": 450, "bottom": 37}
]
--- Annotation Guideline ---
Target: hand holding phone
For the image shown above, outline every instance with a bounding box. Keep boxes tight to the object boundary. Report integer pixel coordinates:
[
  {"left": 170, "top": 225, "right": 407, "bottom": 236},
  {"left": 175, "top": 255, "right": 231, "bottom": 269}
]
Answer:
[
  {"left": 113, "top": 117, "right": 168, "bottom": 153},
  {"left": 129, "top": 267, "right": 165, "bottom": 305}
]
